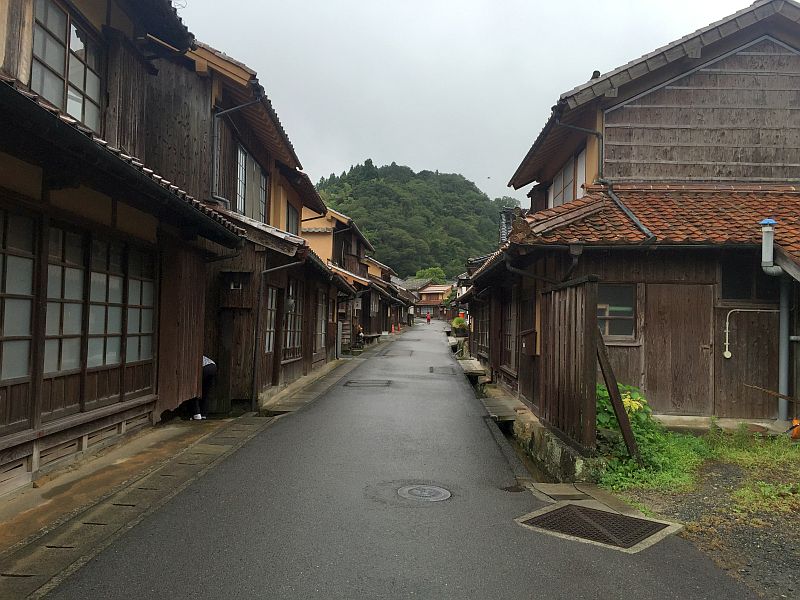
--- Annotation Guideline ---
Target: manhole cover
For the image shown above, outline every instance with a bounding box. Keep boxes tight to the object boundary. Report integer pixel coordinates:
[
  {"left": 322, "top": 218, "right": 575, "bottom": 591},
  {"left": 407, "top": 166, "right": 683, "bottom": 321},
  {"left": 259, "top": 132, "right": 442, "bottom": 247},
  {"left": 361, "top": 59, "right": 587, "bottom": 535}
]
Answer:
[
  {"left": 397, "top": 484, "right": 451, "bottom": 502},
  {"left": 344, "top": 380, "right": 392, "bottom": 387},
  {"left": 519, "top": 504, "right": 671, "bottom": 550}
]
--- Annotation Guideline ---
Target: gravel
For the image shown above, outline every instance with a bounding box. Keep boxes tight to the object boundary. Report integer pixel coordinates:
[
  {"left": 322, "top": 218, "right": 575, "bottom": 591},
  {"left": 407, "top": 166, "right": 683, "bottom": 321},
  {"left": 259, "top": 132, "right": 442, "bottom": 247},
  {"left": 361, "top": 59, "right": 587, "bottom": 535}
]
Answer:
[{"left": 625, "top": 461, "right": 800, "bottom": 599}]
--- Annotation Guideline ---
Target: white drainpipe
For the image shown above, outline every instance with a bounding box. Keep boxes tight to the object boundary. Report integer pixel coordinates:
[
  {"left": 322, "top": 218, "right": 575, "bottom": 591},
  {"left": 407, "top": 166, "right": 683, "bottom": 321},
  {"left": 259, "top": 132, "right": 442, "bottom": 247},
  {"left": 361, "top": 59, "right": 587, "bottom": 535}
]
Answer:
[{"left": 760, "top": 218, "right": 790, "bottom": 421}]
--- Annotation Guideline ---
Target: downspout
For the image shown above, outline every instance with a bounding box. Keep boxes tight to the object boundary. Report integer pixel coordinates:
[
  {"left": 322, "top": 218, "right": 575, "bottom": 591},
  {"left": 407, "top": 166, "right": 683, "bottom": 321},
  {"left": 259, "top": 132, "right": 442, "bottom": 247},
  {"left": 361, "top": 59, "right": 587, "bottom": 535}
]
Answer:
[
  {"left": 250, "top": 257, "right": 306, "bottom": 409},
  {"left": 760, "top": 218, "right": 790, "bottom": 421},
  {"left": 596, "top": 178, "right": 656, "bottom": 243}
]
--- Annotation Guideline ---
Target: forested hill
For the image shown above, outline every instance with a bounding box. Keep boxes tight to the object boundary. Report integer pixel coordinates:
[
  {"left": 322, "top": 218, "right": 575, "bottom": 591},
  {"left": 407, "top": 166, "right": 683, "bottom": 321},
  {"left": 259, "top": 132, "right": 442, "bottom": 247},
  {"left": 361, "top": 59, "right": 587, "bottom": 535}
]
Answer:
[{"left": 316, "top": 160, "right": 519, "bottom": 278}]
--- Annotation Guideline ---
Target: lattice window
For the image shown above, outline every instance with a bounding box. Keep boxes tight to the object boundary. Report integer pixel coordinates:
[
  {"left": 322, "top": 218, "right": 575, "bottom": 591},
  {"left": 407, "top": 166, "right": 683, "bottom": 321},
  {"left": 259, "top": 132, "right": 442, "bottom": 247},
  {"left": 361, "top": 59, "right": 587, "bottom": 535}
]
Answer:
[
  {"left": 126, "top": 249, "right": 155, "bottom": 362},
  {"left": 31, "top": 0, "right": 102, "bottom": 131},
  {"left": 259, "top": 169, "right": 269, "bottom": 223},
  {"left": 315, "top": 289, "right": 327, "bottom": 353},
  {"left": 500, "top": 288, "right": 517, "bottom": 370},
  {"left": 476, "top": 303, "right": 489, "bottom": 355},
  {"left": 87, "top": 240, "right": 124, "bottom": 368},
  {"left": 236, "top": 145, "right": 247, "bottom": 214},
  {"left": 597, "top": 284, "right": 636, "bottom": 339},
  {"left": 0, "top": 212, "right": 36, "bottom": 381},
  {"left": 264, "top": 287, "right": 277, "bottom": 353},
  {"left": 282, "top": 279, "right": 303, "bottom": 360},
  {"left": 44, "top": 227, "right": 84, "bottom": 374}
]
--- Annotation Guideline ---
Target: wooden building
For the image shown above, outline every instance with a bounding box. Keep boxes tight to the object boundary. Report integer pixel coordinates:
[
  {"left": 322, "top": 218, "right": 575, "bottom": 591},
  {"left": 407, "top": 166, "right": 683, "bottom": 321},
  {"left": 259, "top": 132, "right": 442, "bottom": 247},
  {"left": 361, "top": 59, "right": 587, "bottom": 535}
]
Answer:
[
  {"left": 467, "top": 0, "right": 800, "bottom": 428},
  {"left": 144, "top": 41, "right": 354, "bottom": 409},
  {"left": 416, "top": 283, "right": 453, "bottom": 319},
  {"left": 301, "top": 206, "right": 397, "bottom": 345},
  {"left": 0, "top": 0, "right": 246, "bottom": 493}
]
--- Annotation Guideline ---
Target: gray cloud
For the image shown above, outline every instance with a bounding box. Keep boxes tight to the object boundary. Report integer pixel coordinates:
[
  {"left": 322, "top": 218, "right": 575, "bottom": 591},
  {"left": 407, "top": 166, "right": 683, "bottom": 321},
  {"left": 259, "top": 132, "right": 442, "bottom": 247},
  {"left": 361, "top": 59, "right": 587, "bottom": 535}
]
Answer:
[{"left": 178, "top": 0, "right": 749, "bottom": 205}]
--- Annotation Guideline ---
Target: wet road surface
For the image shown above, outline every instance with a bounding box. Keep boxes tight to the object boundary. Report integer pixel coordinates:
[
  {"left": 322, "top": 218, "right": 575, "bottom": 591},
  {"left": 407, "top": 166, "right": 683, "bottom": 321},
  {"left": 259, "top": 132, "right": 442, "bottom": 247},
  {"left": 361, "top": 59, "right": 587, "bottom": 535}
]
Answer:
[{"left": 49, "top": 322, "right": 753, "bottom": 599}]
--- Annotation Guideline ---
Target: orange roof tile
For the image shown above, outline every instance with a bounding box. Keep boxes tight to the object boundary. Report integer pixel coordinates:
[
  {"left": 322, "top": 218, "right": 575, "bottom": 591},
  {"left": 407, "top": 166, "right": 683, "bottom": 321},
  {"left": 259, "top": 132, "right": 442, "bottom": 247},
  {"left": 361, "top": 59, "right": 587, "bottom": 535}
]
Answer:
[{"left": 510, "top": 185, "right": 800, "bottom": 263}]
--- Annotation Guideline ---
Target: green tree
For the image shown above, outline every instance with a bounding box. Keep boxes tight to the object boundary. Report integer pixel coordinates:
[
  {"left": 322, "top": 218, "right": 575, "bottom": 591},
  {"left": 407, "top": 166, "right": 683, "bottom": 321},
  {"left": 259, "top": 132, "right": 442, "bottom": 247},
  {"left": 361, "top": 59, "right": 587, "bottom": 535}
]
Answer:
[
  {"left": 317, "top": 161, "right": 518, "bottom": 278},
  {"left": 415, "top": 266, "right": 446, "bottom": 284}
]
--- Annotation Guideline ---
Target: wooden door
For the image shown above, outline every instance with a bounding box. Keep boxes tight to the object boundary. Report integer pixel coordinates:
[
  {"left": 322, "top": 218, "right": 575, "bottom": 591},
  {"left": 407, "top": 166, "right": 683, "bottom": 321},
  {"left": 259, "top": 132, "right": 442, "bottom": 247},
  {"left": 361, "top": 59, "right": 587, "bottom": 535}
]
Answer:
[{"left": 643, "top": 284, "right": 713, "bottom": 415}]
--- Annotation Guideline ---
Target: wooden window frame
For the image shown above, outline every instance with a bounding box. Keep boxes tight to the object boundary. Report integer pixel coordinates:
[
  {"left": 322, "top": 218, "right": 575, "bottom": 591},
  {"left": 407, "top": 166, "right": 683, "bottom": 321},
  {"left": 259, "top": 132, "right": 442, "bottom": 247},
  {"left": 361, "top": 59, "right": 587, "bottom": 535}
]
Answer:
[
  {"left": 500, "top": 288, "right": 517, "bottom": 372},
  {"left": 282, "top": 278, "right": 303, "bottom": 361},
  {"left": 315, "top": 288, "right": 327, "bottom": 353},
  {"left": 264, "top": 286, "right": 277, "bottom": 354},
  {"left": 31, "top": 0, "right": 104, "bottom": 132},
  {"left": 259, "top": 169, "right": 269, "bottom": 224},
  {"left": 597, "top": 283, "right": 637, "bottom": 341},
  {"left": 547, "top": 147, "right": 587, "bottom": 208},
  {"left": 125, "top": 248, "right": 155, "bottom": 365},
  {"left": 44, "top": 225, "right": 85, "bottom": 376},
  {"left": 286, "top": 202, "right": 299, "bottom": 236},
  {"left": 0, "top": 211, "right": 37, "bottom": 383},
  {"left": 476, "top": 302, "right": 490, "bottom": 356},
  {"left": 236, "top": 145, "right": 247, "bottom": 215},
  {"left": 718, "top": 254, "right": 780, "bottom": 306}
]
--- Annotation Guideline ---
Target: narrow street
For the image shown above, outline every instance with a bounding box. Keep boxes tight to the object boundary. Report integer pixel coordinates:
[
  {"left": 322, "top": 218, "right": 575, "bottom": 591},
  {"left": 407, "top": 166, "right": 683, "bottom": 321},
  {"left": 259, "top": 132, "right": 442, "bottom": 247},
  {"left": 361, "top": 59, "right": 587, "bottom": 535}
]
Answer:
[{"left": 48, "top": 323, "right": 752, "bottom": 600}]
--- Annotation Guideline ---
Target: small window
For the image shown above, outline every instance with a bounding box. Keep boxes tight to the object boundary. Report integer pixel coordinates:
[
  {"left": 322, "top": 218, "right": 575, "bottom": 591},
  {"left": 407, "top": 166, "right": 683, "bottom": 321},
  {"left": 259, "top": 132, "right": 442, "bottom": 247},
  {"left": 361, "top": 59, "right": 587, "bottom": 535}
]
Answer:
[
  {"left": 236, "top": 146, "right": 247, "bottom": 214},
  {"left": 576, "top": 149, "right": 587, "bottom": 199},
  {"left": 286, "top": 203, "right": 299, "bottom": 235},
  {"left": 721, "top": 254, "right": 779, "bottom": 302},
  {"left": 259, "top": 170, "right": 269, "bottom": 223},
  {"left": 264, "top": 287, "right": 277, "bottom": 353},
  {"left": 597, "top": 284, "right": 636, "bottom": 339}
]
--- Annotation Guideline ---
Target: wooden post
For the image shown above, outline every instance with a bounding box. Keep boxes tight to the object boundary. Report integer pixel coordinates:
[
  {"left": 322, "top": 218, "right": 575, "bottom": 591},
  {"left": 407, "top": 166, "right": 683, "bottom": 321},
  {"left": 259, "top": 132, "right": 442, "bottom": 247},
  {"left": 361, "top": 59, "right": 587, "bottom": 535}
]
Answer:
[
  {"left": 596, "top": 330, "right": 641, "bottom": 463},
  {"left": 581, "top": 280, "right": 598, "bottom": 448}
]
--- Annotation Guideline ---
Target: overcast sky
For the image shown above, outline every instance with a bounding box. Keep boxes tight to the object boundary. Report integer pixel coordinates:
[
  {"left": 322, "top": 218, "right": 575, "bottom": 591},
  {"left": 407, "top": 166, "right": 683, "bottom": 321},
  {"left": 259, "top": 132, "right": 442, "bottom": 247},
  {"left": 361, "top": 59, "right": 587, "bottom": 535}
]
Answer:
[{"left": 177, "top": 0, "right": 751, "bottom": 205}]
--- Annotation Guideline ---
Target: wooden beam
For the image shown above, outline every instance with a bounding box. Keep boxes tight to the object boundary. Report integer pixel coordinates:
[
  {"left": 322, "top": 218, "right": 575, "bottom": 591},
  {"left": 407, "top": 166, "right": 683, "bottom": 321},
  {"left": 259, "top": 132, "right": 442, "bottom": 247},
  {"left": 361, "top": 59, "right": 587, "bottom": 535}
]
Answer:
[{"left": 596, "top": 330, "right": 641, "bottom": 463}]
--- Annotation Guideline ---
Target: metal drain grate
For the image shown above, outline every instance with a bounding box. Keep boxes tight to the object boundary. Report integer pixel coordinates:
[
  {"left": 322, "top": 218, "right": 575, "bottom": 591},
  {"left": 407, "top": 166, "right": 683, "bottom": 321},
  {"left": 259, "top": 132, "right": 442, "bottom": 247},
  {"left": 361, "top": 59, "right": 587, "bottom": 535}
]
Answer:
[
  {"left": 344, "top": 380, "right": 392, "bottom": 387},
  {"left": 429, "top": 366, "right": 458, "bottom": 375},
  {"left": 521, "top": 504, "right": 669, "bottom": 549}
]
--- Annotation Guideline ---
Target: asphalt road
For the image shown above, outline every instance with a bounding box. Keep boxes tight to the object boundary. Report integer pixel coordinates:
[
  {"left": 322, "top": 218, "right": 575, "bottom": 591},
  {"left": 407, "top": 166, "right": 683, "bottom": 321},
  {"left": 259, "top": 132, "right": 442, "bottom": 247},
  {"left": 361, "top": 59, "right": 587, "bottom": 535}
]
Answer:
[{"left": 49, "top": 322, "right": 754, "bottom": 599}]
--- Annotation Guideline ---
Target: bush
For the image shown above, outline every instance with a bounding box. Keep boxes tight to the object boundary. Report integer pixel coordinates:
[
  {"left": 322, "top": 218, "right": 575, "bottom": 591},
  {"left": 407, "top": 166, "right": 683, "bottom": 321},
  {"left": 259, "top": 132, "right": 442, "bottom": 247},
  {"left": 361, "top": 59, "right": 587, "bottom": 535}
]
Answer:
[
  {"left": 451, "top": 317, "right": 466, "bottom": 329},
  {"left": 596, "top": 384, "right": 710, "bottom": 491}
]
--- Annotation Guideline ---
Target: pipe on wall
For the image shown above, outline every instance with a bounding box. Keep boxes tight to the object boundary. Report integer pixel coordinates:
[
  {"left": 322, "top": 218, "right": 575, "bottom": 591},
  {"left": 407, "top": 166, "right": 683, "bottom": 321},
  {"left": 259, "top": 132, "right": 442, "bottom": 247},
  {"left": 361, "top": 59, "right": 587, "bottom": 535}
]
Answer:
[{"left": 760, "top": 218, "right": 790, "bottom": 421}]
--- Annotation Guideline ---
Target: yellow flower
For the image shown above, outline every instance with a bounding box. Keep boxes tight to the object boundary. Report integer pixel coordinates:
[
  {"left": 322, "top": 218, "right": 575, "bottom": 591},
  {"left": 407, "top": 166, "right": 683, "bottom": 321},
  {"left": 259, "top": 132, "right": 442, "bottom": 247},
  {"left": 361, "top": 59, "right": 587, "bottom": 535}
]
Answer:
[{"left": 621, "top": 392, "right": 643, "bottom": 414}]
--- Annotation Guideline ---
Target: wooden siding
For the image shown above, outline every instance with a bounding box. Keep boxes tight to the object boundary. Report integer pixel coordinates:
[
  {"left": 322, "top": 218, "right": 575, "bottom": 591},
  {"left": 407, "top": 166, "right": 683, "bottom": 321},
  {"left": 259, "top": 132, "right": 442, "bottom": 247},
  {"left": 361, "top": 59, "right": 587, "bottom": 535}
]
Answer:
[
  {"left": 643, "top": 284, "right": 714, "bottom": 415},
  {"left": 605, "top": 38, "right": 800, "bottom": 182},
  {"left": 539, "top": 278, "right": 597, "bottom": 448},
  {"left": 714, "top": 309, "right": 779, "bottom": 418},
  {"left": 157, "top": 237, "right": 204, "bottom": 415},
  {"left": 104, "top": 33, "right": 149, "bottom": 160},
  {"left": 145, "top": 57, "right": 213, "bottom": 201}
]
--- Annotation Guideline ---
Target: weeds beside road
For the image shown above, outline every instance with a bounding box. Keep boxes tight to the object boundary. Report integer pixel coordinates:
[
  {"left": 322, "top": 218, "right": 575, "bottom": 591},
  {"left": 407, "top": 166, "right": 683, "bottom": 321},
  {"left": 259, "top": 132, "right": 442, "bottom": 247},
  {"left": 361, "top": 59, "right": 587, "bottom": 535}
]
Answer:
[{"left": 595, "top": 386, "right": 799, "bottom": 599}]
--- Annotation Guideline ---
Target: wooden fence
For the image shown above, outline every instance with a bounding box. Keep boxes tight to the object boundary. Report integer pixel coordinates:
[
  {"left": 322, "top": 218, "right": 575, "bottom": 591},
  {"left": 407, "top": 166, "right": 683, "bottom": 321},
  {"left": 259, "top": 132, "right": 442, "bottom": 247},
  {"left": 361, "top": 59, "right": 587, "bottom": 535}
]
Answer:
[{"left": 539, "top": 276, "right": 599, "bottom": 449}]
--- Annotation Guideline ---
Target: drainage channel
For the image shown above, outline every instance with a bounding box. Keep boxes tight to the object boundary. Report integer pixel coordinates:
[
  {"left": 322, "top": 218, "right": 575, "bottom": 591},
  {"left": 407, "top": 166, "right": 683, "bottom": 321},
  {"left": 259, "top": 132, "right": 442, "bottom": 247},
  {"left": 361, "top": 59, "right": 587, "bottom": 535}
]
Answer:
[{"left": 0, "top": 415, "right": 275, "bottom": 599}]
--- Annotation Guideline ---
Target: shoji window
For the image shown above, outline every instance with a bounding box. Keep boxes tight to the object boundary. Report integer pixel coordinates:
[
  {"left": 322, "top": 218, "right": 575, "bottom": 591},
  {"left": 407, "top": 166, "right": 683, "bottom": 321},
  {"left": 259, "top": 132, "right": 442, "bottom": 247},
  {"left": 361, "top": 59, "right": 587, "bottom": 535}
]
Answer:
[
  {"left": 126, "top": 249, "right": 155, "bottom": 362},
  {"left": 259, "top": 170, "right": 269, "bottom": 223},
  {"left": 45, "top": 227, "right": 84, "bottom": 374},
  {"left": 87, "top": 240, "right": 124, "bottom": 368},
  {"left": 282, "top": 279, "right": 303, "bottom": 360},
  {"left": 0, "top": 212, "right": 36, "bottom": 381}
]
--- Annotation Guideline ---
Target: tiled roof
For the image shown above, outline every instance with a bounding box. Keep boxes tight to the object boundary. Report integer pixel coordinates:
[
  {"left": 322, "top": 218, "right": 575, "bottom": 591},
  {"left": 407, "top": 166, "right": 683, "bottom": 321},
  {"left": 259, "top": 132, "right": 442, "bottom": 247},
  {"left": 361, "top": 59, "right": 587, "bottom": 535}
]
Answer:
[
  {"left": 399, "top": 277, "right": 433, "bottom": 291},
  {"left": 469, "top": 247, "right": 507, "bottom": 281},
  {"left": 499, "top": 208, "right": 515, "bottom": 244},
  {"left": 0, "top": 73, "right": 244, "bottom": 241},
  {"left": 510, "top": 184, "right": 800, "bottom": 262}
]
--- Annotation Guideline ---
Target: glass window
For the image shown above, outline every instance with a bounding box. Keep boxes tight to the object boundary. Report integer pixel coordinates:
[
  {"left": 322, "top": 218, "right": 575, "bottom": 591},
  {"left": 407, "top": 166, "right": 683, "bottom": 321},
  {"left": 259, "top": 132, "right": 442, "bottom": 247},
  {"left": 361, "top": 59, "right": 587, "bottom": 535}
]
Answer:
[
  {"left": 0, "top": 212, "right": 36, "bottom": 381},
  {"left": 598, "top": 284, "right": 636, "bottom": 339},
  {"left": 86, "top": 239, "right": 124, "bottom": 367},
  {"left": 125, "top": 249, "right": 155, "bottom": 363},
  {"left": 721, "top": 253, "right": 779, "bottom": 303},
  {"left": 264, "top": 287, "right": 277, "bottom": 353},
  {"left": 236, "top": 146, "right": 247, "bottom": 214},
  {"left": 286, "top": 203, "right": 299, "bottom": 236},
  {"left": 259, "top": 170, "right": 269, "bottom": 224},
  {"left": 31, "top": 0, "right": 102, "bottom": 131},
  {"left": 315, "top": 289, "right": 327, "bottom": 353},
  {"left": 282, "top": 279, "right": 303, "bottom": 360},
  {"left": 549, "top": 153, "right": 580, "bottom": 208}
]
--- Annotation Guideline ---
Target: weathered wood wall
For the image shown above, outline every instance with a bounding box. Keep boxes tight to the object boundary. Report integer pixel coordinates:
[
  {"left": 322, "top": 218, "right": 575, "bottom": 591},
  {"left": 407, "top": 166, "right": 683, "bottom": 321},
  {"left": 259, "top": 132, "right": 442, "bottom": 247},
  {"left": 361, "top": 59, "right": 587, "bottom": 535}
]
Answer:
[
  {"left": 145, "top": 57, "right": 212, "bottom": 201},
  {"left": 105, "top": 32, "right": 149, "bottom": 160},
  {"left": 539, "top": 278, "right": 597, "bottom": 448},
  {"left": 605, "top": 38, "right": 800, "bottom": 182},
  {"left": 156, "top": 236, "right": 204, "bottom": 415}
]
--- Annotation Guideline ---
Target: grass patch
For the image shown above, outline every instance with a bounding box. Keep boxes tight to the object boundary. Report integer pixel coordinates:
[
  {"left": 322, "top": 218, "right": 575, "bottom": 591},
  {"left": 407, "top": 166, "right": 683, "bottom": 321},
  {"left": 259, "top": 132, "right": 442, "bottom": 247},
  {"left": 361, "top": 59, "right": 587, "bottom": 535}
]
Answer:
[{"left": 596, "top": 386, "right": 800, "bottom": 495}]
